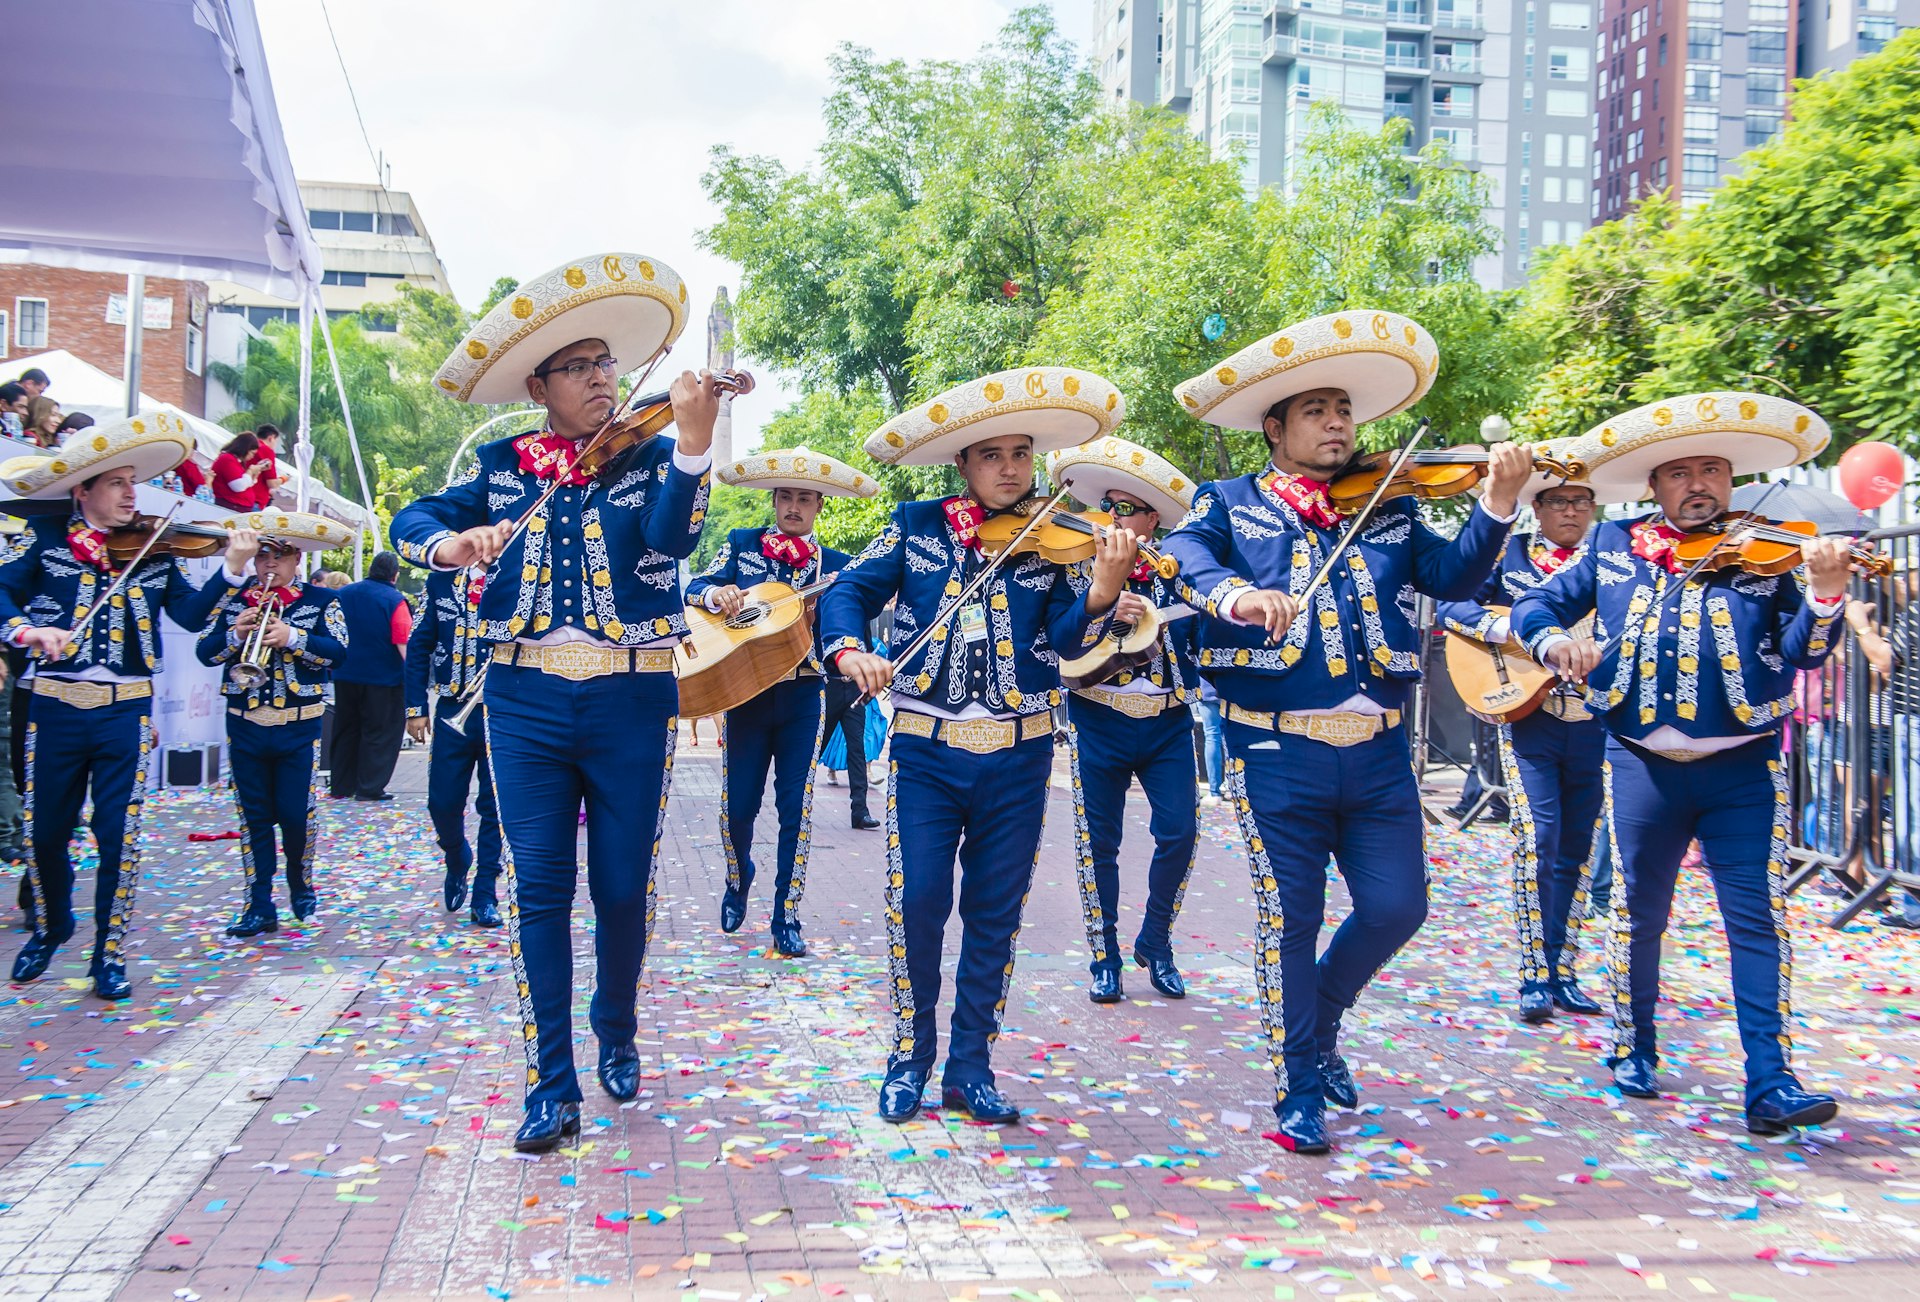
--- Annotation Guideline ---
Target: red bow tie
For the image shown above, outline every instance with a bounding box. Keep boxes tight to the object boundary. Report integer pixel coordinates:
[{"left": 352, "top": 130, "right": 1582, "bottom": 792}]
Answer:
[
  {"left": 463, "top": 569, "right": 486, "bottom": 607},
  {"left": 67, "top": 522, "right": 114, "bottom": 573},
  {"left": 1260, "top": 469, "right": 1345, "bottom": 531},
  {"left": 1130, "top": 557, "right": 1156, "bottom": 584},
  {"left": 245, "top": 584, "right": 302, "bottom": 608},
  {"left": 514, "top": 431, "right": 591, "bottom": 487},
  {"left": 1531, "top": 540, "right": 1578, "bottom": 576},
  {"left": 762, "top": 532, "right": 815, "bottom": 567},
  {"left": 944, "top": 496, "right": 986, "bottom": 550},
  {"left": 1630, "top": 520, "right": 1689, "bottom": 575}
]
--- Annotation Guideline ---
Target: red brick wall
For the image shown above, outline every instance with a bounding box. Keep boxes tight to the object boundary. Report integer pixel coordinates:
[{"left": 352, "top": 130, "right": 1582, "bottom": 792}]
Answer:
[{"left": 0, "top": 266, "right": 208, "bottom": 416}]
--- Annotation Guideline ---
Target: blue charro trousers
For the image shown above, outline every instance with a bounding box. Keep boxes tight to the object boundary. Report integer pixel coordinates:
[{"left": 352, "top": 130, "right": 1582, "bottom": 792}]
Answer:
[
  {"left": 1499, "top": 710, "right": 1605, "bottom": 994},
  {"left": 226, "top": 712, "right": 323, "bottom": 916},
  {"left": 720, "top": 675, "right": 825, "bottom": 928},
  {"left": 429, "top": 697, "right": 502, "bottom": 907}
]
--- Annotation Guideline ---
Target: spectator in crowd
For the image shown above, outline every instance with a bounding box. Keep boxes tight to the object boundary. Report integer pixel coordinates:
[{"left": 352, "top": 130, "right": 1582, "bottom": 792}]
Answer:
[
  {"left": 14, "top": 369, "right": 49, "bottom": 399},
  {"left": 329, "top": 551, "right": 412, "bottom": 802},
  {"left": 173, "top": 453, "right": 209, "bottom": 501},
  {"left": 53, "top": 413, "right": 93, "bottom": 436},
  {"left": 0, "top": 384, "right": 27, "bottom": 439},
  {"left": 321, "top": 570, "right": 350, "bottom": 589},
  {"left": 1850, "top": 572, "right": 1920, "bottom": 930},
  {"left": 1192, "top": 677, "right": 1225, "bottom": 805},
  {"left": 210, "top": 431, "right": 270, "bottom": 513},
  {"left": 22, "top": 397, "right": 61, "bottom": 449},
  {"left": 252, "top": 424, "right": 289, "bottom": 507}
]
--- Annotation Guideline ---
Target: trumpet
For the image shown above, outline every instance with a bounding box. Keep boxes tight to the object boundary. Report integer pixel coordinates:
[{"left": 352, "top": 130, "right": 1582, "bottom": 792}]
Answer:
[
  {"left": 231, "top": 594, "right": 283, "bottom": 690},
  {"left": 438, "top": 665, "right": 487, "bottom": 736}
]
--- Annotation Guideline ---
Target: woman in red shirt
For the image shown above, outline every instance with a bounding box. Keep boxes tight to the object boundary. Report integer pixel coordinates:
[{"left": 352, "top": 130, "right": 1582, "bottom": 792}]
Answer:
[
  {"left": 211, "top": 431, "right": 267, "bottom": 513},
  {"left": 251, "top": 424, "right": 288, "bottom": 508}
]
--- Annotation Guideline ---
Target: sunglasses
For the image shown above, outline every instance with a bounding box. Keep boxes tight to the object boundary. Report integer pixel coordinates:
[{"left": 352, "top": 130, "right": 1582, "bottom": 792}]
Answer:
[{"left": 1100, "top": 498, "right": 1152, "bottom": 518}]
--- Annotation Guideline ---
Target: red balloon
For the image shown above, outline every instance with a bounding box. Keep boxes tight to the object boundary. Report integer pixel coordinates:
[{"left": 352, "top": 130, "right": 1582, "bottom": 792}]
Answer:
[{"left": 1838, "top": 440, "right": 1906, "bottom": 511}]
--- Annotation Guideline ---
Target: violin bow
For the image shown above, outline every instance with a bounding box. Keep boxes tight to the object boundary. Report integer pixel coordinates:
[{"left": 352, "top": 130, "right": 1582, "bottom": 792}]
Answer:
[
  {"left": 1271, "top": 418, "right": 1431, "bottom": 644},
  {"left": 54, "top": 503, "right": 182, "bottom": 659}
]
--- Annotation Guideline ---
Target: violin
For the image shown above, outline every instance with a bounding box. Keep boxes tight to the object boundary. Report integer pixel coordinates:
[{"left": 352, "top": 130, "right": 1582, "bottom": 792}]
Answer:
[
  {"left": 572, "top": 370, "right": 754, "bottom": 480},
  {"left": 974, "top": 497, "right": 1179, "bottom": 579},
  {"left": 104, "top": 513, "right": 232, "bottom": 562},
  {"left": 1671, "top": 511, "right": 1893, "bottom": 578},
  {"left": 1328, "top": 445, "right": 1586, "bottom": 515}
]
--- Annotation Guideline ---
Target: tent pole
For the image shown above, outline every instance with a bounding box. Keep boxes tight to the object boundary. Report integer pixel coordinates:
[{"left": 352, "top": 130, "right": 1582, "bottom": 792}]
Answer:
[
  {"left": 121, "top": 273, "right": 145, "bottom": 418},
  {"left": 314, "top": 291, "right": 378, "bottom": 574},
  {"left": 296, "top": 296, "right": 314, "bottom": 513}
]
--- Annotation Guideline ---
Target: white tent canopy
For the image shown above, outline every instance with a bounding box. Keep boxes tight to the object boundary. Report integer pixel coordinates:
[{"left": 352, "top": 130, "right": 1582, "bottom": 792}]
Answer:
[{"left": 0, "top": 0, "right": 320, "bottom": 298}]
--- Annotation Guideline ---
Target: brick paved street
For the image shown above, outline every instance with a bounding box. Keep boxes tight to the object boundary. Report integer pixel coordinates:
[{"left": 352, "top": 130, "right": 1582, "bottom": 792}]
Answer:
[{"left": 0, "top": 731, "right": 1915, "bottom": 1301}]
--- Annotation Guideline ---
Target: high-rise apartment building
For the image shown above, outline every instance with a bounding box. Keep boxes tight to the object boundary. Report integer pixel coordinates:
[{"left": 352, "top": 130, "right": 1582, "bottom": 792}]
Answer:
[{"left": 1797, "top": 0, "right": 1918, "bottom": 75}]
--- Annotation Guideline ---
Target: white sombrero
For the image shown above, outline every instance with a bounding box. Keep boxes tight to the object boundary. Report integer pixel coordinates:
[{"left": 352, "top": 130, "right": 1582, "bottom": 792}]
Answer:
[
  {"left": 1175, "top": 310, "right": 1439, "bottom": 431},
  {"left": 716, "top": 445, "right": 879, "bottom": 498},
  {"left": 1508, "top": 436, "right": 1646, "bottom": 509},
  {"left": 1576, "top": 392, "right": 1830, "bottom": 495},
  {"left": 864, "top": 367, "right": 1125, "bottom": 467},
  {"left": 218, "top": 509, "right": 349, "bottom": 554},
  {"left": 2, "top": 411, "right": 193, "bottom": 499},
  {"left": 1046, "top": 437, "right": 1195, "bottom": 521},
  {"left": 434, "top": 252, "right": 690, "bottom": 405}
]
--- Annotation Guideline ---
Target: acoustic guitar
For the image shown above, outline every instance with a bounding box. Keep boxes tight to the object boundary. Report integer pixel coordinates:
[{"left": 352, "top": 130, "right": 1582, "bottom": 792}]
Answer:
[
  {"left": 675, "top": 579, "right": 833, "bottom": 719},
  {"left": 1443, "top": 604, "right": 1593, "bottom": 725},
  {"left": 1059, "top": 604, "right": 1198, "bottom": 691}
]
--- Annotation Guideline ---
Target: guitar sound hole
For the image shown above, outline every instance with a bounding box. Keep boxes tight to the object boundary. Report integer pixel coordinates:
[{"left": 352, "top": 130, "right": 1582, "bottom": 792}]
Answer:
[{"left": 729, "top": 603, "right": 770, "bottom": 629}]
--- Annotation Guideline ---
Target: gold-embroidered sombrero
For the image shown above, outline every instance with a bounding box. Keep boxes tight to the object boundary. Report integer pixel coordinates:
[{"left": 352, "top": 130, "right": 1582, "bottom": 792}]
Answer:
[
  {"left": 1575, "top": 392, "right": 1830, "bottom": 494},
  {"left": 864, "top": 367, "right": 1125, "bottom": 467},
  {"left": 717, "top": 445, "right": 878, "bottom": 498},
  {"left": 218, "top": 509, "right": 349, "bottom": 554},
  {"left": 434, "top": 252, "right": 690, "bottom": 405},
  {"left": 1046, "top": 437, "right": 1194, "bottom": 521},
  {"left": 1175, "top": 310, "right": 1438, "bottom": 431},
  {"left": 3, "top": 410, "right": 193, "bottom": 499},
  {"left": 1510, "top": 436, "right": 1645, "bottom": 509}
]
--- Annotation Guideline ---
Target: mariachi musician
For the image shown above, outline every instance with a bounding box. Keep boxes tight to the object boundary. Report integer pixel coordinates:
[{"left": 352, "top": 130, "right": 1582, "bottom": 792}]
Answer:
[
  {"left": 0, "top": 413, "right": 259, "bottom": 999},
  {"left": 405, "top": 562, "right": 504, "bottom": 928},
  {"left": 197, "top": 510, "right": 351, "bottom": 937},
  {"left": 821, "top": 366, "right": 1134, "bottom": 1126},
  {"left": 1048, "top": 437, "right": 1202, "bottom": 1005},
  {"left": 391, "top": 252, "right": 740, "bottom": 1153},
  {"left": 1161, "top": 312, "right": 1530, "bottom": 1153},
  {"left": 1434, "top": 440, "right": 1621, "bottom": 1025},
  {"left": 1512, "top": 393, "right": 1852, "bottom": 1135},
  {"left": 685, "top": 447, "right": 876, "bottom": 957}
]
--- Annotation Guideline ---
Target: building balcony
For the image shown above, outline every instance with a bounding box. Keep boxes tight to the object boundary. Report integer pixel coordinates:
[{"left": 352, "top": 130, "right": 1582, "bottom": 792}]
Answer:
[
  {"left": 1385, "top": 0, "right": 1429, "bottom": 24},
  {"left": 1431, "top": 53, "right": 1481, "bottom": 74},
  {"left": 1264, "top": 33, "right": 1298, "bottom": 64},
  {"left": 1385, "top": 51, "right": 1430, "bottom": 73}
]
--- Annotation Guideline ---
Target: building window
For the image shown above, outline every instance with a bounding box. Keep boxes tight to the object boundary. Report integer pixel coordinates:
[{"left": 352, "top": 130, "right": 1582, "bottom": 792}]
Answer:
[
  {"left": 1859, "top": 16, "right": 1897, "bottom": 52},
  {"left": 1545, "top": 87, "right": 1589, "bottom": 115},
  {"left": 1545, "top": 132, "right": 1565, "bottom": 166},
  {"left": 1566, "top": 176, "right": 1586, "bottom": 204},
  {"left": 1434, "top": 39, "right": 1480, "bottom": 71},
  {"left": 1685, "top": 63, "right": 1719, "bottom": 102},
  {"left": 1631, "top": 89, "right": 1642, "bottom": 120},
  {"left": 1548, "top": 46, "right": 1590, "bottom": 79},
  {"left": 1629, "top": 7, "right": 1648, "bottom": 39},
  {"left": 1748, "top": 26, "right": 1788, "bottom": 66},
  {"left": 14, "top": 298, "right": 48, "bottom": 351},
  {"left": 1747, "top": 70, "right": 1786, "bottom": 107},
  {"left": 1545, "top": 175, "right": 1564, "bottom": 202},
  {"left": 1684, "top": 106, "right": 1717, "bottom": 145},
  {"left": 1657, "top": 33, "right": 1667, "bottom": 65},
  {"left": 1433, "top": 83, "right": 1475, "bottom": 117},
  {"left": 1626, "top": 128, "right": 1644, "bottom": 162},
  {"left": 1689, "top": 0, "right": 1723, "bottom": 16},
  {"left": 1686, "top": 24, "right": 1721, "bottom": 60},
  {"left": 1387, "top": 38, "right": 1422, "bottom": 69},
  {"left": 377, "top": 211, "right": 417, "bottom": 236},
  {"left": 1547, "top": 2, "right": 1591, "bottom": 29},
  {"left": 321, "top": 270, "right": 369, "bottom": 287},
  {"left": 1434, "top": 0, "right": 1479, "bottom": 27},
  {"left": 185, "top": 323, "right": 205, "bottom": 377},
  {"left": 1635, "top": 45, "right": 1647, "bottom": 77},
  {"left": 308, "top": 208, "right": 341, "bottom": 229},
  {"left": 1745, "top": 111, "right": 1782, "bottom": 148},
  {"left": 1435, "top": 126, "right": 1476, "bottom": 160},
  {"left": 1682, "top": 150, "right": 1718, "bottom": 190},
  {"left": 1748, "top": 0, "right": 1789, "bottom": 20},
  {"left": 0, "top": 312, "right": 8, "bottom": 360},
  {"left": 1568, "top": 132, "right": 1587, "bottom": 167},
  {"left": 244, "top": 306, "right": 299, "bottom": 330}
]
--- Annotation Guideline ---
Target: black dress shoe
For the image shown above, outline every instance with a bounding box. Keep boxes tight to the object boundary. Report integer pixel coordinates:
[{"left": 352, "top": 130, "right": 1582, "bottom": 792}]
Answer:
[
  {"left": 470, "top": 899, "right": 503, "bottom": 928},
  {"left": 355, "top": 793, "right": 396, "bottom": 803},
  {"left": 290, "top": 894, "right": 317, "bottom": 923},
  {"left": 941, "top": 1081, "right": 1021, "bottom": 1124},
  {"left": 443, "top": 872, "right": 470, "bottom": 914},
  {"left": 1135, "top": 951, "right": 1186, "bottom": 999},
  {"left": 12, "top": 932, "right": 63, "bottom": 982},
  {"left": 852, "top": 812, "right": 881, "bottom": 831},
  {"left": 513, "top": 1100, "right": 582, "bottom": 1153},
  {"left": 1746, "top": 1083, "right": 1839, "bottom": 1135},
  {"left": 1550, "top": 979, "right": 1604, "bottom": 1016},
  {"left": 1088, "top": 966, "right": 1124, "bottom": 1004},
  {"left": 1613, "top": 1057, "right": 1660, "bottom": 1098},
  {"left": 1318, "top": 1051, "right": 1360, "bottom": 1110},
  {"left": 1271, "top": 1096, "right": 1330, "bottom": 1154},
  {"left": 719, "top": 887, "right": 746, "bottom": 934},
  {"left": 90, "top": 960, "right": 131, "bottom": 1001},
  {"left": 598, "top": 1043, "right": 640, "bottom": 1101},
  {"left": 1518, "top": 988, "right": 1554, "bottom": 1024},
  {"left": 225, "top": 908, "right": 279, "bottom": 939},
  {"left": 770, "top": 923, "right": 808, "bottom": 957},
  {"left": 878, "top": 1067, "right": 929, "bottom": 1123}
]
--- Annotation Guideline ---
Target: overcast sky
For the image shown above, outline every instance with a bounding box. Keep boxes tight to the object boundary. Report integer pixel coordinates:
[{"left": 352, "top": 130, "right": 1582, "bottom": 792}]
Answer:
[{"left": 257, "top": 0, "right": 1074, "bottom": 438}]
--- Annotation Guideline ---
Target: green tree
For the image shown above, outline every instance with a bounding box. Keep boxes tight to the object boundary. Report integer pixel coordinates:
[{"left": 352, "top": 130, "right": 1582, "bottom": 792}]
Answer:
[{"left": 319, "top": 451, "right": 430, "bottom": 586}]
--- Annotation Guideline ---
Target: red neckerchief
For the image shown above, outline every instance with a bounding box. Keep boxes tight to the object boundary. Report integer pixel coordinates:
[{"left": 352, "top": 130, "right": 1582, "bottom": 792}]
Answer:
[
  {"left": 1630, "top": 519, "right": 1688, "bottom": 575},
  {"left": 1130, "top": 557, "right": 1156, "bottom": 583},
  {"left": 463, "top": 569, "right": 486, "bottom": 607},
  {"left": 1529, "top": 538, "right": 1578, "bottom": 576},
  {"left": 244, "top": 583, "right": 302, "bottom": 608},
  {"left": 1259, "top": 468, "right": 1345, "bottom": 531},
  {"left": 762, "top": 532, "right": 815, "bottom": 568},
  {"left": 67, "top": 520, "right": 114, "bottom": 573},
  {"left": 944, "top": 496, "right": 986, "bottom": 551},
  {"left": 514, "top": 430, "right": 591, "bottom": 487}
]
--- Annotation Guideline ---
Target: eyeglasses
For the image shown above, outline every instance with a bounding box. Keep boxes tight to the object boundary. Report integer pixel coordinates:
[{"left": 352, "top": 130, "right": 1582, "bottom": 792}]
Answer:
[
  {"left": 1536, "top": 495, "right": 1596, "bottom": 511},
  {"left": 1100, "top": 498, "right": 1151, "bottom": 518},
  {"left": 535, "top": 356, "right": 619, "bottom": 381}
]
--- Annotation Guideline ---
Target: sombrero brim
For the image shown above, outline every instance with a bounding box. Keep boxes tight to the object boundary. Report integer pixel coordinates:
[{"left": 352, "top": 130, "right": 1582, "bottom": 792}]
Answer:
[
  {"left": 717, "top": 447, "right": 878, "bottom": 498},
  {"left": 3, "top": 412, "right": 192, "bottom": 500},
  {"left": 865, "top": 367, "right": 1125, "bottom": 467},
  {"left": 1509, "top": 437, "right": 1646, "bottom": 508},
  {"left": 219, "top": 510, "right": 350, "bottom": 553},
  {"left": 1175, "top": 311, "right": 1439, "bottom": 431},
  {"left": 435, "top": 253, "right": 690, "bottom": 406},
  {"left": 1047, "top": 441, "right": 1194, "bottom": 521},
  {"left": 1577, "top": 393, "right": 1830, "bottom": 493}
]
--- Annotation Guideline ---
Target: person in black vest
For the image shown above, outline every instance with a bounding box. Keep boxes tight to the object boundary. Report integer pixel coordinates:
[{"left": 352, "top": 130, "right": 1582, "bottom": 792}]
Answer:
[{"left": 329, "top": 551, "right": 412, "bottom": 801}]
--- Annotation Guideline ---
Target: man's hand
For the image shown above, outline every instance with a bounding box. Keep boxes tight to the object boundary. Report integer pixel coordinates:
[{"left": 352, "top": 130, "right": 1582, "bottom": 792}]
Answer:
[
  {"left": 1480, "top": 441, "right": 1536, "bottom": 519},
  {"left": 261, "top": 620, "right": 294, "bottom": 649},
  {"left": 406, "top": 717, "right": 430, "bottom": 744},
  {"left": 226, "top": 527, "right": 261, "bottom": 570},
  {"left": 19, "top": 626, "right": 70, "bottom": 660},
  {"left": 705, "top": 584, "right": 746, "bottom": 619},
  {"left": 835, "top": 648, "right": 895, "bottom": 697},
  {"left": 669, "top": 369, "right": 750, "bottom": 458},
  {"left": 1111, "top": 591, "right": 1152, "bottom": 627},
  {"left": 232, "top": 605, "right": 264, "bottom": 635},
  {"left": 1802, "top": 536, "right": 1851, "bottom": 601},
  {"left": 1543, "top": 635, "right": 1602, "bottom": 682},
  {"left": 434, "top": 521, "right": 515, "bottom": 569},
  {"left": 1234, "top": 589, "right": 1300, "bottom": 643},
  {"left": 1084, "top": 525, "right": 1140, "bottom": 613}
]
